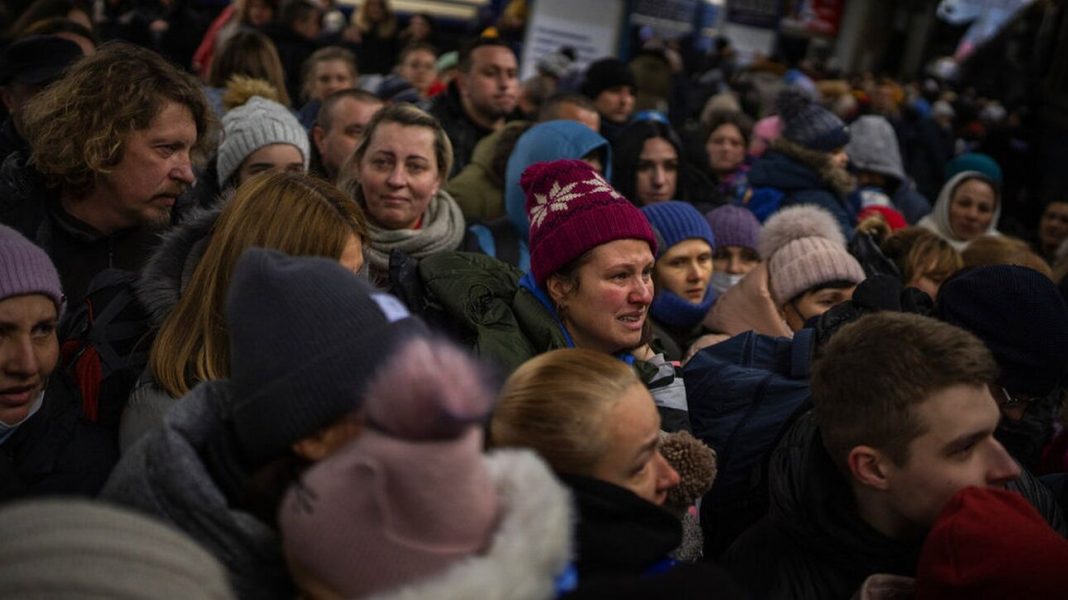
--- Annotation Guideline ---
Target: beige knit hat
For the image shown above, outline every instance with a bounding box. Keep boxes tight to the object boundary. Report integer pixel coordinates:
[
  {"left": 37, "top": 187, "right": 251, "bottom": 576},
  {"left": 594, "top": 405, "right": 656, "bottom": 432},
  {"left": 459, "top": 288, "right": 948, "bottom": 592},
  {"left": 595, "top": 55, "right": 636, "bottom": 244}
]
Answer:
[
  {"left": 0, "top": 499, "right": 234, "bottom": 599},
  {"left": 759, "top": 205, "right": 865, "bottom": 306}
]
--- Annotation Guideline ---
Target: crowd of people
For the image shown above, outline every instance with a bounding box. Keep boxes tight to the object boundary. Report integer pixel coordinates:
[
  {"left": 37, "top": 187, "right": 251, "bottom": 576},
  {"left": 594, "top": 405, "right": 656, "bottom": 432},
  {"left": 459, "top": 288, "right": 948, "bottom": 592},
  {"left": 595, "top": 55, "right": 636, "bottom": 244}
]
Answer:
[{"left": 2, "top": 0, "right": 1068, "bottom": 598}]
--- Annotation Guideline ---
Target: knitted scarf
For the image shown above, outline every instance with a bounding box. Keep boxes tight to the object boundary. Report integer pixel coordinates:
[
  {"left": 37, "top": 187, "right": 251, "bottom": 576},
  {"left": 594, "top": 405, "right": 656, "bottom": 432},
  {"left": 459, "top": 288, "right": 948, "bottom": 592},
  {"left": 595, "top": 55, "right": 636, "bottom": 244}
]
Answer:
[
  {"left": 365, "top": 190, "right": 466, "bottom": 281},
  {"left": 650, "top": 285, "right": 717, "bottom": 331}
]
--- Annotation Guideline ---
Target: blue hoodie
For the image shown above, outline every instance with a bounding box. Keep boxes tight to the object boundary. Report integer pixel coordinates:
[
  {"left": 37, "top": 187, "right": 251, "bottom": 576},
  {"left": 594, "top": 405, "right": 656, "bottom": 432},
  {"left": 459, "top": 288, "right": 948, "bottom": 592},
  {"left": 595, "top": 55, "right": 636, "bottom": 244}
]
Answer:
[{"left": 504, "top": 120, "right": 612, "bottom": 242}]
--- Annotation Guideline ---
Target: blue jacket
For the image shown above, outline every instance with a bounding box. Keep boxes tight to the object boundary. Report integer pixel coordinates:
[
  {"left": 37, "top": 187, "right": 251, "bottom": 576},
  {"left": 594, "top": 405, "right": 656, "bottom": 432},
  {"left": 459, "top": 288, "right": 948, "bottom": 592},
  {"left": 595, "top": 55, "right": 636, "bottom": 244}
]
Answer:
[{"left": 748, "top": 142, "right": 855, "bottom": 240}]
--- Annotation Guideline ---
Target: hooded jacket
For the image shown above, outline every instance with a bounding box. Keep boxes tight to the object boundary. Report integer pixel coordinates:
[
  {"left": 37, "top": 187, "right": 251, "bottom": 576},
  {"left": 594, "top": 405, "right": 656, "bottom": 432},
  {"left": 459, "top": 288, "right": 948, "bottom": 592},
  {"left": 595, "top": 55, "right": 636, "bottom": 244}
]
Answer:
[
  {"left": 747, "top": 138, "right": 855, "bottom": 239},
  {"left": 102, "top": 380, "right": 294, "bottom": 600},
  {"left": 724, "top": 412, "right": 1066, "bottom": 600},
  {"left": 120, "top": 203, "right": 223, "bottom": 452},
  {"left": 845, "top": 115, "right": 931, "bottom": 224},
  {"left": 504, "top": 120, "right": 612, "bottom": 244},
  {"left": 446, "top": 120, "right": 531, "bottom": 222},
  {"left": 918, "top": 171, "right": 1001, "bottom": 251}
]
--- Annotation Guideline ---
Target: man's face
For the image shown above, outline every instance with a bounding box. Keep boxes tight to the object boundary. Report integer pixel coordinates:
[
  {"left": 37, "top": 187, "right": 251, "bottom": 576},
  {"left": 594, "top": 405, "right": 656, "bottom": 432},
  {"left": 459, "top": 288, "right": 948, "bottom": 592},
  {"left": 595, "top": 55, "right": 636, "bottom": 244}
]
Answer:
[
  {"left": 458, "top": 45, "right": 518, "bottom": 123},
  {"left": 94, "top": 101, "right": 198, "bottom": 231},
  {"left": 313, "top": 97, "right": 383, "bottom": 178},
  {"left": 1039, "top": 201, "right": 1068, "bottom": 251},
  {"left": 880, "top": 383, "right": 1021, "bottom": 533},
  {"left": 593, "top": 85, "right": 635, "bottom": 125}
]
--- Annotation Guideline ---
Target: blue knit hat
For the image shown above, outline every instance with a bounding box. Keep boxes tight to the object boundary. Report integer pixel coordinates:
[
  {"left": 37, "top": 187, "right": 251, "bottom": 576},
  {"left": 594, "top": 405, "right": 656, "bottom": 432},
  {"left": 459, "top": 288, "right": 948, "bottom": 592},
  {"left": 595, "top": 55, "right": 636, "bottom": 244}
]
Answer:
[
  {"left": 935, "top": 265, "right": 1068, "bottom": 397},
  {"left": 641, "top": 201, "right": 714, "bottom": 257},
  {"left": 777, "top": 88, "right": 850, "bottom": 152},
  {"left": 226, "top": 249, "right": 429, "bottom": 464},
  {"left": 705, "top": 205, "right": 761, "bottom": 253},
  {"left": 945, "top": 152, "right": 1003, "bottom": 185}
]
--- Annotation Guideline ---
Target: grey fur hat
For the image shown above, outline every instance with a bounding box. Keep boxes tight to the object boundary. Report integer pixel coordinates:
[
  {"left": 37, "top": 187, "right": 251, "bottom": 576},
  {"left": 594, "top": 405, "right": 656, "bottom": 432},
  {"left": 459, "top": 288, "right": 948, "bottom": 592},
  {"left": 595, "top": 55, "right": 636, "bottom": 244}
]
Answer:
[{"left": 217, "top": 96, "right": 310, "bottom": 186}]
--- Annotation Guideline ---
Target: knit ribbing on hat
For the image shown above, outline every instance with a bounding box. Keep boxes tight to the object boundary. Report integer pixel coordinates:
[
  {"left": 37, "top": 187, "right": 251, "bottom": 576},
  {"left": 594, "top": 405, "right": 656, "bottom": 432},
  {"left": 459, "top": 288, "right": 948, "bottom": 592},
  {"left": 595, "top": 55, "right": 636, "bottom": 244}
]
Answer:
[
  {"left": 641, "top": 201, "right": 715, "bottom": 255},
  {"left": 846, "top": 115, "right": 906, "bottom": 182},
  {"left": 777, "top": 88, "right": 850, "bottom": 153},
  {"left": 226, "top": 249, "right": 429, "bottom": 464},
  {"left": 278, "top": 339, "right": 499, "bottom": 598},
  {"left": 581, "top": 58, "right": 636, "bottom": 100},
  {"left": 705, "top": 205, "right": 762, "bottom": 252},
  {"left": 522, "top": 159, "right": 656, "bottom": 285},
  {"left": 217, "top": 96, "right": 310, "bottom": 186},
  {"left": 0, "top": 224, "right": 63, "bottom": 311},
  {"left": 935, "top": 265, "right": 1068, "bottom": 397},
  {"left": 0, "top": 499, "right": 234, "bottom": 599},
  {"left": 761, "top": 205, "right": 863, "bottom": 305}
]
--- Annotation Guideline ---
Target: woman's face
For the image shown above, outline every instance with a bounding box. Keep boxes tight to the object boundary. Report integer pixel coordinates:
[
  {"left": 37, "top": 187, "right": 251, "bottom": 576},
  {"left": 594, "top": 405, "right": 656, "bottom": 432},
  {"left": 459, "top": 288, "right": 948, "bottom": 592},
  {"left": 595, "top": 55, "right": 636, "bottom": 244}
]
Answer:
[
  {"left": 706, "top": 123, "right": 746, "bottom": 176},
  {"left": 357, "top": 122, "right": 441, "bottom": 230},
  {"left": 782, "top": 285, "right": 857, "bottom": 332},
  {"left": 548, "top": 239, "right": 655, "bottom": 355},
  {"left": 712, "top": 245, "right": 760, "bottom": 275},
  {"left": 907, "top": 260, "right": 949, "bottom": 301},
  {"left": 311, "top": 59, "right": 356, "bottom": 101},
  {"left": 407, "top": 15, "right": 430, "bottom": 39},
  {"left": 397, "top": 49, "right": 437, "bottom": 94},
  {"left": 655, "top": 239, "right": 713, "bottom": 303},
  {"left": 235, "top": 144, "right": 304, "bottom": 187},
  {"left": 948, "top": 179, "right": 997, "bottom": 241},
  {"left": 590, "top": 383, "right": 680, "bottom": 506},
  {"left": 0, "top": 295, "right": 58, "bottom": 426},
  {"left": 635, "top": 137, "right": 678, "bottom": 205},
  {"left": 365, "top": 0, "right": 385, "bottom": 21}
]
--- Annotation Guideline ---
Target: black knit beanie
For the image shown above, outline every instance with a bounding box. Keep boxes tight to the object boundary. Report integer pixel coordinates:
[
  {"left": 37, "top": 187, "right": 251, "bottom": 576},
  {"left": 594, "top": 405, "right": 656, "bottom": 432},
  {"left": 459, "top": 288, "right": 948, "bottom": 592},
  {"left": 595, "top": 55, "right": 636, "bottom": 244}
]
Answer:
[
  {"left": 226, "top": 248, "right": 429, "bottom": 464},
  {"left": 581, "top": 58, "right": 636, "bottom": 100},
  {"left": 935, "top": 265, "right": 1068, "bottom": 397}
]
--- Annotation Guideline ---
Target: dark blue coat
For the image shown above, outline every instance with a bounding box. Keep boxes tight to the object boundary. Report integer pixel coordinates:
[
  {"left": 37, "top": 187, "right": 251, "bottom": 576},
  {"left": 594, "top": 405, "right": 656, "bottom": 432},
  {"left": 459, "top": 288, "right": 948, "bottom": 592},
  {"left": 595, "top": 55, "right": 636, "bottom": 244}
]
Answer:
[{"left": 748, "top": 149, "right": 855, "bottom": 239}]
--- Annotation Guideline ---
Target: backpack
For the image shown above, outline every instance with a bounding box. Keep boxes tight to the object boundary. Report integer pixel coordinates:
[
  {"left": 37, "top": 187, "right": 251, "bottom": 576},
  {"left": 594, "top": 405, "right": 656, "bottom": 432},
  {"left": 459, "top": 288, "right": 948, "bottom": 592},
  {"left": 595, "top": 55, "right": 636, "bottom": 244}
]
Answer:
[
  {"left": 59, "top": 269, "right": 152, "bottom": 429},
  {"left": 737, "top": 187, "right": 786, "bottom": 223},
  {"left": 683, "top": 328, "right": 815, "bottom": 557}
]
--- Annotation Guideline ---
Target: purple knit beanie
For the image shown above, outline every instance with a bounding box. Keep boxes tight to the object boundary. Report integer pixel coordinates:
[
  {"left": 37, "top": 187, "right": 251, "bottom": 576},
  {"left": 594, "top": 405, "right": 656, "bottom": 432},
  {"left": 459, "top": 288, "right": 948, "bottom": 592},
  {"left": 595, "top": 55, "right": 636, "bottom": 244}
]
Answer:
[
  {"left": 523, "top": 159, "right": 657, "bottom": 286},
  {"left": 0, "top": 224, "right": 63, "bottom": 312},
  {"left": 705, "top": 205, "right": 762, "bottom": 253},
  {"left": 278, "top": 338, "right": 500, "bottom": 598}
]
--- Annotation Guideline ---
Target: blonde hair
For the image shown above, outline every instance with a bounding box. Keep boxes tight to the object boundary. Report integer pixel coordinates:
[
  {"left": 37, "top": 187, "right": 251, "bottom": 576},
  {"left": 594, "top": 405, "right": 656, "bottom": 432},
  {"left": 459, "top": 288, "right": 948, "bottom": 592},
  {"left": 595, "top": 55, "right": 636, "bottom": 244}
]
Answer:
[
  {"left": 881, "top": 227, "right": 962, "bottom": 287},
  {"left": 150, "top": 172, "right": 367, "bottom": 397},
  {"left": 354, "top": 0, "right": 396, "bottom": 37},
  {"left": 489, "top": 349, "right": 641, "bottom": 475},
  {"left": 209, "top": 31, "right": 292, "bottom": 107},
  {"left": 962, "top": 235, "right": 1053, "bottom": 279}
]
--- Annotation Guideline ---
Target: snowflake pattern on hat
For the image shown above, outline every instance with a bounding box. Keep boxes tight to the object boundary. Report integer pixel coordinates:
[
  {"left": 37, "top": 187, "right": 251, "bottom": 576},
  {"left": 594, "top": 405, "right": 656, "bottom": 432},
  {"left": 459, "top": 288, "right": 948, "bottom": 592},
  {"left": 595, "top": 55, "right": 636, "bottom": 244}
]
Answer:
[{"left": 529, "top": 172, "right": 624, "bottom": 229}]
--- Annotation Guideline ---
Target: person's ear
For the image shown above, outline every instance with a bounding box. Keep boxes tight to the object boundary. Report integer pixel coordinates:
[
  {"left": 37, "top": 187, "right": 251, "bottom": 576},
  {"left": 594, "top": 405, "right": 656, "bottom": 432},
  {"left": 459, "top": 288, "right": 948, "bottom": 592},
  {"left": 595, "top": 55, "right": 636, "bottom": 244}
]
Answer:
[
  {"left": 311, "top": 125, "right": 327, "bottom": 154},
  {"left": 546, "top": 274, "right": 571, "bottom": 307},
  {"left": 848, "top": 445, "right": 892, "bottom": 491}
]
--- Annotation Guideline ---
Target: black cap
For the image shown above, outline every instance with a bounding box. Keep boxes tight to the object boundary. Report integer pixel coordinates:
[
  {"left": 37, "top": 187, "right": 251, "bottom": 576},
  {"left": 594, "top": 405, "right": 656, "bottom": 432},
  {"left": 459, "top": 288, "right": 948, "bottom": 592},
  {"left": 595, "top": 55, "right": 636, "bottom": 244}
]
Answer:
[{"left": 0, "top": 36, "right": 84, "bottom": 86}]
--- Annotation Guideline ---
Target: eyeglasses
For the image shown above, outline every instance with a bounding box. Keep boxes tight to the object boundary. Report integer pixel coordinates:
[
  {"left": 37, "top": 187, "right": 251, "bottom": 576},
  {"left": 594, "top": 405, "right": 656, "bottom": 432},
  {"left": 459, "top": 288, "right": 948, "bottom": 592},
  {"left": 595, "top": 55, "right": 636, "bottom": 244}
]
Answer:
[{"left": 989, "top": 384, "right": 1036, "bottom": 409}]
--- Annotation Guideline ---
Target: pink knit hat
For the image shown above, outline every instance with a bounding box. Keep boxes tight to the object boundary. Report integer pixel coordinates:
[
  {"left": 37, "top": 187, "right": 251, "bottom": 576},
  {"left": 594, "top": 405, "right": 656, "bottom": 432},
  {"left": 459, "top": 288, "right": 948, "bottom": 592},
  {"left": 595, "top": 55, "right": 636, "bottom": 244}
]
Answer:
[
  {"left": 278, "top": 338, "right": 500, "bottom": 598},
  {"left": 759, "top": 205, "right": 865, "bottom": 306},
  {"left": 522, "top": 159, "right": 657, "bottom": 286}
]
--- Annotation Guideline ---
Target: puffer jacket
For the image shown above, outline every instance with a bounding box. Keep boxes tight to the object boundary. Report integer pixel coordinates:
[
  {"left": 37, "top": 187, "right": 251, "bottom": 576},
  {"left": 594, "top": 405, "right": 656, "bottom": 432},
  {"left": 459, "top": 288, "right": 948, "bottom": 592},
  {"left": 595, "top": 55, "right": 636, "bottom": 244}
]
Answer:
[{"left": 447, "top": 120, "right": 531, "bottom": 222}]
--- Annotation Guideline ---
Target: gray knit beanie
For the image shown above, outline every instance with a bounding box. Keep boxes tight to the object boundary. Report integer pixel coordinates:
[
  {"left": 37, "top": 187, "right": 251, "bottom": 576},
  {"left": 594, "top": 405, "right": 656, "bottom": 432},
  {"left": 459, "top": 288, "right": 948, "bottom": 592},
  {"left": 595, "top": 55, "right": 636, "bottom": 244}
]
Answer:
[
  {"left": 845, "top": 115, "right": 906, "bottom": 182},
  {"left": 777, "top": 88, "right": 850, "bottom": 153},
  {"left": 226, "top": 248, "right": 429, "bottom": 464},
  {"left": 0, "top": 224, "right": 63, "bottom": 312},
  {"left": 0, "top": 499, "right": 234, "bottom": 599},
  {"left": 217, "top": 96, "right": 310, "bottom": 187}
]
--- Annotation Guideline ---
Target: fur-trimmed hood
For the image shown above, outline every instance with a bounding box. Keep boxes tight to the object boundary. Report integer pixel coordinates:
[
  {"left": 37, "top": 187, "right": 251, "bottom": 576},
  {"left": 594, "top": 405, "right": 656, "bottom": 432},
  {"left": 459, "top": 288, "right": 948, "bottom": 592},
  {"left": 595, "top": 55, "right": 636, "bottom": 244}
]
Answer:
[
  {"left": 136, "top": 201, "right": 224, "bottom": 327},
  {"left": 369, "top": 450, "right": 574, "bottom": 600},
  {"left": 749, "top": 137, "right": 853, "bottom": 198}
]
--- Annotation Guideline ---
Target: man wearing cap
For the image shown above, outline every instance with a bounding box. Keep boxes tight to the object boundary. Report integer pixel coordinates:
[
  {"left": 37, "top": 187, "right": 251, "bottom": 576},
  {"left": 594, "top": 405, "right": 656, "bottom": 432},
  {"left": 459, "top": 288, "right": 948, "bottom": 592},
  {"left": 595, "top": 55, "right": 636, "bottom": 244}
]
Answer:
[
  {"left": 0, "top": 42, "right": 212, "bottom": 305},
  {"left": 429, "top": 37, "right": 519, "bottom": 178},
  {"left": 581, "top": 57, "right": 636, "bottom": 145},
  {"left": 0, "top": 35, "right": 85, "bottom": 165}
]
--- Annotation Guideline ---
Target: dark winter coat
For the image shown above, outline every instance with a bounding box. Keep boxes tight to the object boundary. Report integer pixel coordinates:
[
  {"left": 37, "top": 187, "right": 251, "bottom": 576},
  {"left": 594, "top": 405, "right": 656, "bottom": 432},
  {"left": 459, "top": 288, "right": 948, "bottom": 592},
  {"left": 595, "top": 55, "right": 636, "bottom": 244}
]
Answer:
[
  {"left": 101, "top": 380, "right": 293, "bottom": 599},
  {"left": 724, "top": 412, "right": 1066, "bottom": 600},
  {"left": 428, "top": 81, "right": 497, "bottom": 178},
  {"left": 0, "top": 374, "right": 118, "bottom": 501},
  {"left": 0, "top": 152, "right": 170, "bottom": 305},
  {"left": 747, "top": 138, "right": 855, "bottom": 239}
]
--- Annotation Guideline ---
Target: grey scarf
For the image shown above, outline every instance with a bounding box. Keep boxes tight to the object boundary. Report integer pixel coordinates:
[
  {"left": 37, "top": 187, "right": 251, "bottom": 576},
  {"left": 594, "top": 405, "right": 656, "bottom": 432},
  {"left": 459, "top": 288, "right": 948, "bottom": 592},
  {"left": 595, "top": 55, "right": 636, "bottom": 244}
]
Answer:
[{"left": 365, "top": 190, "right": 466, "bottom": 282}]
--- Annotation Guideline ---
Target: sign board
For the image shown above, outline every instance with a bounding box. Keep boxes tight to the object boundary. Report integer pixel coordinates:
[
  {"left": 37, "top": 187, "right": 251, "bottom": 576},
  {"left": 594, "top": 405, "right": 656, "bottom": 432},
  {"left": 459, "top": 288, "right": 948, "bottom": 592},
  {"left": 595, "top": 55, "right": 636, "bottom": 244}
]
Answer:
[
  {"left": 631, "top": 0, "right": 701, "bottom": 38},
  {"left": 519, "top": 0, "right": 626, "bottom": 81},
  {"left": 726, "top": 0, "right": 783, "bottom": 30}
]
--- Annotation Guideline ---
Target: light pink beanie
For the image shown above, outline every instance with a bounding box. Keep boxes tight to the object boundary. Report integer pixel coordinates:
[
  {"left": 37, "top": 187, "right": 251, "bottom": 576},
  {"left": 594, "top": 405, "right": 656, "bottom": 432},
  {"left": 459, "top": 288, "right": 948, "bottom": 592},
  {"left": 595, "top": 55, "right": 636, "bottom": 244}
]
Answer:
[
  {"left": 759, "top": 205, "right": 865, "bottom": 306},
  {"left": 278, "top": 338, "right": 500, "bottom": 598}
]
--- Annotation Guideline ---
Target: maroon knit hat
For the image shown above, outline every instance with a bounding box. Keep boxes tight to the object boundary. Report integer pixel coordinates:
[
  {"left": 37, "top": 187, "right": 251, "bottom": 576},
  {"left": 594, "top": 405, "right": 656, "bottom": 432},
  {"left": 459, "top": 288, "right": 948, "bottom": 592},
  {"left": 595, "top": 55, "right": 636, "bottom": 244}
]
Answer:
[{"left": 522, "top": 159, "right": 657, "bottom": 286}]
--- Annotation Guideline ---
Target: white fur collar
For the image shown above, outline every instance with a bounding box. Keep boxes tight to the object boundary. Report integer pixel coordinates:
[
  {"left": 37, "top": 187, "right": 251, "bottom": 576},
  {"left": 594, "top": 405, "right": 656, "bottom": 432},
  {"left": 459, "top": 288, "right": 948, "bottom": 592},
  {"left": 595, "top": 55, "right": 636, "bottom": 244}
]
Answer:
[{"left": 370, "top": 450, "right": 574, "bottom": 600}]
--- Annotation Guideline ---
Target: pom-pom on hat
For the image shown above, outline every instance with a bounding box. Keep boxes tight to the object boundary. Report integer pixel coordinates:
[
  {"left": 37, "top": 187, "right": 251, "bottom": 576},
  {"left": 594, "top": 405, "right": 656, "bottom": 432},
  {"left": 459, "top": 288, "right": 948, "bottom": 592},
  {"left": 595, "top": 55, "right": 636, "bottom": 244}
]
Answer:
[
  {"left": 278, "top": 338, "right": 500, "bottom": 598},
  {"left": 777, "top": 88, "right": 850, "bottom": 153},
  {"left": 760, "top": 205, "right": 865, "bottom": 306},
  {"left": 641, "top": 201, "right": 715, "bottom": 256},
  {"left": 523, "top": 159, "right": 657, "bottom": 286},
  {"left": 705, "top": 205, "right": 761, "bottom": 252},
  {"left": 217, "top": 94, "right": 310, "bottom": 186},
  {"left": 226, "top": 249, "right": 429, "bottom": 464},
  {"left": 0, "top": 224, "right": 64, "bottom": 313}
]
